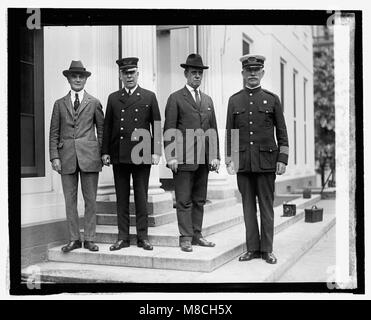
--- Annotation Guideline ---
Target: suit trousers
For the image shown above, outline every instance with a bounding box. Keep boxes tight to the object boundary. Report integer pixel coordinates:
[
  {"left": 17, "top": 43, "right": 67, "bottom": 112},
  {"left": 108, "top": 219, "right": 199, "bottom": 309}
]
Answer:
[
  {"left": 237, "top": 172, "right": 276, "bottom": 253},
  {"left": 173, "top": 164, "right": 209, "bottom": 243},
  {"left": 112, "top": 164, "right": 151, "bottom": 241},
  {"left": 61, "top": 161, "right": 99, "bottom": 241}
]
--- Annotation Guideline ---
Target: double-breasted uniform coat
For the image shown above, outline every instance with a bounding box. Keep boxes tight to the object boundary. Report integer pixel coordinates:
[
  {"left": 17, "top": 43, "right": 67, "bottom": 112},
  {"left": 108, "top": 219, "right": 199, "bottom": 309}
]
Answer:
[
  {"left": 226, "top": 86, "right": 289, "bottom": 253},
  {"left": 102, "top": 86, "right": 161, "bottom": 242}
]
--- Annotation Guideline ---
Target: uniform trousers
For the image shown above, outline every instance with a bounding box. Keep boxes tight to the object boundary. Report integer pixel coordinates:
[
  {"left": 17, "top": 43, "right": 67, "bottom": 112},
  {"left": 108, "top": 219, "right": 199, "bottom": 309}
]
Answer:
[
  {"left": 61, "top": 160, "right": 99, "bottom": 241},
  {"left": 173, "top": 164, "right": 209, "bottom": 243},
  {"left": 237, "top": 172, "right": 276, "bottom": 253},
  {"left": 112, "top": 164, "right": 151, "bottom": 241}
]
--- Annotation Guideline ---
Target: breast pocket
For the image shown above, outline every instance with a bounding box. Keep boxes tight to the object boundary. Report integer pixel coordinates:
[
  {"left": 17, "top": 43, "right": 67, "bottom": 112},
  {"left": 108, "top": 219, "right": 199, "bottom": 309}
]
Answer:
[
  {"left": 258, "top": 105, "right": 274, "bottom": 128},
  {"left": 233, "top": 109, "right": 247, "bottom": 128}
]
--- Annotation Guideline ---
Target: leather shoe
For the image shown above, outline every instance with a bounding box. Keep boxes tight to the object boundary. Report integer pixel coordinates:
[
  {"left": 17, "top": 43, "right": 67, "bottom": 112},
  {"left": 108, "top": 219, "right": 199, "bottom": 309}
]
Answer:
[
  {"left": 180, "top": 241, "right": 193, "bottom": 252},
  {"left": 137, "top": 239, "right": 153, "bottom": 251},
  {"left": 238, "top": 250, "right": 261, "bottom": 262},
  {"left": 109, "top": 240, "right": 130, "bottom": 251},
  {"left": 262, "top": 252, "right": 277, "bottom": 264},
  {"left": 192, "top": 237, "right": 215, "bottom": 247},
  {"left": 61, "top": 240, "right": 82, "bottom": 253},
  {"left": 84, "top": 241, "right": 99, "bottom": 252}
]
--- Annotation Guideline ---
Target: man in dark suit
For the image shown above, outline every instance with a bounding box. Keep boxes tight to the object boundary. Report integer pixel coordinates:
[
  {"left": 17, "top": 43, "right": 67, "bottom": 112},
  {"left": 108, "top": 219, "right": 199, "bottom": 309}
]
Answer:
[
  {"left": 49, "top": 60, "right": 104, "bottom": 252},
  {"left": 101, "top": 57, "right": 161, "bottom": 251},
  {"left": 163, "top": 53, "right": 220, "bottom": 252},
  {"left": 225, "top": 54, "right": 289, "bottom": 264}
]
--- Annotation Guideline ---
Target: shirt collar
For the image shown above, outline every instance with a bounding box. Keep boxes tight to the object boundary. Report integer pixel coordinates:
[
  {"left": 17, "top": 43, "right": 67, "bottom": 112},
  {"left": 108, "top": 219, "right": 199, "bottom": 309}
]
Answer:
[
  {"left": 71, "top": 89, "right": 85, "bottom": 101},
  {"left": 186, "top": 84, "right": 200, "bottom": 95},
  {"left": 125, "top": 85, "right": 138, "bottom": 94}
]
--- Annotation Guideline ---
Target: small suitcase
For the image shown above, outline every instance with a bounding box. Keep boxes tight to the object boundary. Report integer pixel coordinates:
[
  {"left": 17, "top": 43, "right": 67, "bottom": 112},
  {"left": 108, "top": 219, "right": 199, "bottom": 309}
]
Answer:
[
  {"left": 304, "top": 205, "right": 323, "bottom": 223},
  {"left": 282, "top": 203, "right": 296, "bottom": 217}
]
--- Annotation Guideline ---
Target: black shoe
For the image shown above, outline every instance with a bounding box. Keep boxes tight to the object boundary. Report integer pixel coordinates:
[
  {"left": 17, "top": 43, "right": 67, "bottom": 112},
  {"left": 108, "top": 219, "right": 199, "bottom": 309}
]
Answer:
[
  {"left": 61, "top": 240, "right": 82, "bottom": 253},
  {"left": 192, "top": 237, "right": 216, "bottom": 247},
  {"left": 109, "top": 240, "right": 130, "bottom": 251},
  {"left": 84, "top": 241, "right": 99, "bottom": 252},
  {"left": 137, "top": 239, "right": 153, "bottom": 251},
  {"left": 262, "top": 252, "right": 277, "bottom": 264},
  {"left": 238, "top": 250, "right": 261, "bottom": 262},
  {"left": 180, "top": 241, "right": 193, "bottom": 252}
]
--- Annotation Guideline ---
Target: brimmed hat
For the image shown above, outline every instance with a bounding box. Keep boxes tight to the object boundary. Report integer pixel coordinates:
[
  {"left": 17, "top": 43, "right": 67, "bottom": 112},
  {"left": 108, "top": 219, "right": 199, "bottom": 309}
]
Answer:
[
  {"left": 116, "top": 57, "right": 139, "bottom": 71},
  {"left": 240, "top": 54, "right": 266, "bottom": 68},
  {"left": 180, "top": 53, "right": 209, "bottom": 69},
  {"left": 63, "top": 60, "right": 91, "bottom": 77}
]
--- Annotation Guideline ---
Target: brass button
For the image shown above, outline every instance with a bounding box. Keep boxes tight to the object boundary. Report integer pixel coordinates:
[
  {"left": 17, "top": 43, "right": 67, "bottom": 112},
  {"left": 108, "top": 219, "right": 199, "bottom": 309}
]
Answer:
[
  {"left": 120, "top": 136, "right": 123, "bottom": 140},
  {"left": 250, "top": 132, "right": 253, "bottom": 135},
  {"left": 249, "top": 93, "right": 253, "bottom": 96},
  {"left": 134, "top": 118, "right": 138, "bottom": 122},
  {"left": 249, "top": 111, "right": 253, "bottom": 115},
  {"left": 250, "top": 102, "right": 253, "bottom": 105},
  {"left": 120, "top": 127, "right": 123, "bottom": 130},
  {"left": 250, "top": 141, "right": 254, "bottom": 145},
  {"left": 121, "top": 118, "right": 124, "bottom": 121},
  {"left": 249, "top": 121, "right": 253, "bottom": 124},
  {"left": 135, "top": 109, "right": 138, "bottom": 112}
]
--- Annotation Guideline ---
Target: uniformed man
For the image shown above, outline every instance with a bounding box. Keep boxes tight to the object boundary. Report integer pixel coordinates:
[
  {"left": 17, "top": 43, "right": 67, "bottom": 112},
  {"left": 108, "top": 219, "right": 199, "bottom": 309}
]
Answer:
[
  {"left": 101, "top": 57, "right": 161, "bottom": 251},
  {"left": 225, "top": 54, "right": 289, "bottom": 264}
]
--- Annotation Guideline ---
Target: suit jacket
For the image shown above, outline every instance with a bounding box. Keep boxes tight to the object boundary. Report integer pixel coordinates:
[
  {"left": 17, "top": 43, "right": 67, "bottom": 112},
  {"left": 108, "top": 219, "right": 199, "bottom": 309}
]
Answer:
[
  {"left": 163, "top": 86, "right": 220, "bottom": 171},
  {"left": 225, "top": 86, "right": 289, "bottom": 173},
  {"left": 101, "top": 86, "right": 161, "bottom": 164},
  {"left": 49, "top": 91, "right": 104, "bottom": 174}
]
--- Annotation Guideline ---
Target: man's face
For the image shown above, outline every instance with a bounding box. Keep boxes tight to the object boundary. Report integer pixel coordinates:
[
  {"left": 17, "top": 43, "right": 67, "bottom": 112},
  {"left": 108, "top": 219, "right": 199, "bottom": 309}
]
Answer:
[
  {"left": 242, "top": 66, "right": 265, "bottom": 88},
  {"left": 67, "top": 73, "right": 87, "bottom": 92},
  {"left": 185, "top": 67, "right": 203, "bottom": 89},
  {"left": 120, "top": 68, "right": 139, "bottom": 89}
]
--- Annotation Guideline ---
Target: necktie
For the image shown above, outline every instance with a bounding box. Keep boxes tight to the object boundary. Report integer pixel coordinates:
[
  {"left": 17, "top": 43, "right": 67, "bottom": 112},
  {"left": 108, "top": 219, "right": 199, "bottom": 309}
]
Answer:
[
  {"left": 194, "top": 89, "right": 201, "bottom": 108},
  {"left": 74, "top": 93, "right": 80, "bottom": 111},
  {"left": 128, "top": 89, "right": 132, "bottom": 96}
]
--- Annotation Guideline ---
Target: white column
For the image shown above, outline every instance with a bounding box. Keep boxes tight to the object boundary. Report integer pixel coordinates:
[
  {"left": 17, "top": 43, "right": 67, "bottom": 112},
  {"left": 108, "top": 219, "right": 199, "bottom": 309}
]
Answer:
[{"left": 198, "top": 25, "right": 237, "bottom": 199}]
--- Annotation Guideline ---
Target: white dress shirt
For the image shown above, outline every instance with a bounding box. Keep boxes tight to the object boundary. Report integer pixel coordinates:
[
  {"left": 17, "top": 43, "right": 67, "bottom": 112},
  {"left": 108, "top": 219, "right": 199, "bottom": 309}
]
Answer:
[
  {"left": 185, "top": 84, "right": 201, "bottom": 103},
  {"left": 125, "top": 85, "right": 138, "bottom": 95},
  {"left": 70, "top": 89, "right": 85, "bottom": 106}
]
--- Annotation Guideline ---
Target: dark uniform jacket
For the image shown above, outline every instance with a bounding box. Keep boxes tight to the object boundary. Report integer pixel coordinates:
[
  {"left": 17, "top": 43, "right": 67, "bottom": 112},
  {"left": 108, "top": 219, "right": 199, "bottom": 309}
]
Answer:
[
  {"left": 225, "top": 86, "right": 289, "bottom": 173},
  {"left": 49, "top": 91, "right": 104, "bottom": 174},
  {"left": 102, "top": 86, "right": 161, "bottom": 164},
  {"left": 163, "top": 86, "right": 220, "bottom": 171}
]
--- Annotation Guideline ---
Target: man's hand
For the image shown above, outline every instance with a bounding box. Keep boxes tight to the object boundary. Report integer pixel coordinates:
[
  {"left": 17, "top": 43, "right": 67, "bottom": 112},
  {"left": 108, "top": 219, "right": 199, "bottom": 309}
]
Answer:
[
  {"left": 101, "top": 154, "right": 111, "bottom": 166},
  {"left": 52, "top": 159, "right": 62, "bottom": 174},
  {"left": 210, "top": 159, "right": 220, "bottom": 172},
  {"left": 276, "top": 162, "right": 286, "bottom": 175},
  {"left": 152, "top": 154, "right": 161, "bottom": 165},
  {"left": 226, "top": 161, "right": 236, "bottom": 175},
  {"left": 167, "top": 159, "right": 178, "bottom": 173}
]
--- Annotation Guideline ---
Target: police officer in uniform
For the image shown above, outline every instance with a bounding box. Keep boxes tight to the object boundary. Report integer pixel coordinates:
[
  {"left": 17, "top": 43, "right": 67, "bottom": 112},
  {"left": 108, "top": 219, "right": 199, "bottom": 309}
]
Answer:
[
  {"left": 102, "top": 57, "right": 161, "bottom": 251},
  {"left": 225, "top": 54, "right": 289, "bottom": 264}
]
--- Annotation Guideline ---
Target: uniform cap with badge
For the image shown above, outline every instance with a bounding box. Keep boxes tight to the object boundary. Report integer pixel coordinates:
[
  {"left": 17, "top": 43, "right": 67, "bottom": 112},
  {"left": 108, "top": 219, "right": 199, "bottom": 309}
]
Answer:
[{"left": 240, "top": 54, "right": 266, "bottom": 70}]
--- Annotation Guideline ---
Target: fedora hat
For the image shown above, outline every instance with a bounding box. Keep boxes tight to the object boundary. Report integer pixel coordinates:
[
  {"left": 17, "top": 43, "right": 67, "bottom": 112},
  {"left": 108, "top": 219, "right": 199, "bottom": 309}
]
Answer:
[
  {"left": 63, "top": 60, "right": 91, "bottom": 77},
  {"left": 180, "top": 53, "right": 209, "bottom": 69}
]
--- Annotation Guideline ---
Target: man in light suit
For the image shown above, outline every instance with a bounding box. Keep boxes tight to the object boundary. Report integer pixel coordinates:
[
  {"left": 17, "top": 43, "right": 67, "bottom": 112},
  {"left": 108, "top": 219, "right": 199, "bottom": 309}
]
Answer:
[
  {"left": 49, "top": 60, "right": 104, "bottom": 253},
  {"left": 163, "top": 53, "right": 220, "bottom": 252}
]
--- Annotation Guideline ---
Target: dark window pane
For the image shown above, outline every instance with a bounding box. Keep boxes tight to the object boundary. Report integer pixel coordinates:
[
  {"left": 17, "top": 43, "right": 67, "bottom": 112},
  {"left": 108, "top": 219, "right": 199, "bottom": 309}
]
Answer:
[
  {"left": 21, "top": 114, "right": 35, "bottom": 167},
  {"left": 243, "top": 40, "right": 250, "bottom": 55},
  {"left": 20, "top": 62, "right": 34, "bottom": 114},
  {"left": 20, "top": 27, "right": 34, "bottom": 63}
]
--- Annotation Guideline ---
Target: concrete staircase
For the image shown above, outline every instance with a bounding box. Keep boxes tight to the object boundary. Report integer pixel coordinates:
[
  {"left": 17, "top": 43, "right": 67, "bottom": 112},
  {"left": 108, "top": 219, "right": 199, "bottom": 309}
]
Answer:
[{"left": 21, "top": 193, "right": 336, "bottom": 283}]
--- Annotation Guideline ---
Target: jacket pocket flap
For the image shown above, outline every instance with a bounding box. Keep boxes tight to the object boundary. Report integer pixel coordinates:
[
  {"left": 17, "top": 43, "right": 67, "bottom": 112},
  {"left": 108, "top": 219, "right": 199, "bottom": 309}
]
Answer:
[
  {"left": 260, "top": 145, "right": 278, "bottom": 152},
  {"left": 233, "top": 109, "right": 245, "bottom": 115},
  {"left": 258, "top": 105, "right": 274, "bottom": 113}
]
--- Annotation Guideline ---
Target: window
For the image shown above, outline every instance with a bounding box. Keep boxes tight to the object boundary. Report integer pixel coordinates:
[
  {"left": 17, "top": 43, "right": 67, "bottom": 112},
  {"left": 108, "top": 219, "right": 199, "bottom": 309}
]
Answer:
[
  {"left": 20, "top": 27, "right": 45, "bottom": 177},
  {"left": 293, "top": 69, "right": 298, "bottom": 165},
  {"left": 280, "top": 59, "right": 286, "bottom": 112}
]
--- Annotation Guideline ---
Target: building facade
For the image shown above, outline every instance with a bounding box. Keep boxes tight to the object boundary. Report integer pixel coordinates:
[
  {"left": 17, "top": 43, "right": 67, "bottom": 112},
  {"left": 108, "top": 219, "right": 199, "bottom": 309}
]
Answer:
[{"left": 20, "top": 25, "right": 316, "bottom": 266}]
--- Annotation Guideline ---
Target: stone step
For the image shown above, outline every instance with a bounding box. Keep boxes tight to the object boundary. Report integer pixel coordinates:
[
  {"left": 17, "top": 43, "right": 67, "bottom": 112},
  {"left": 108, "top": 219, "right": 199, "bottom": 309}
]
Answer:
[
  {"left": 292, "top": 187, "right": 336, "bottom": 199},
  {"left": 96, "top": 197, "right": 237, "bottom": 227},
  {"left": 47, "top": 195, "right": 321, "bottom": 273},
  {"left": 23, "top": 199, "right": 334, "bottom": 283}
]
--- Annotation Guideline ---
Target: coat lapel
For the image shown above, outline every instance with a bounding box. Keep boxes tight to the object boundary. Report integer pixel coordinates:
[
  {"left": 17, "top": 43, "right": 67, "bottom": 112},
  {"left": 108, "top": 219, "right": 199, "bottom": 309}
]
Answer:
[
  {"left": 77, "top": 91, "right": 92, "bottom": 117},
  {"left": 182, "top": 86, "right": 200, "bottom": 112},
  {"left": 63, "top": 93, "right": 74, "bottom": 118},
  {"left": 119, "top": 86, "right": 143, "bottom": 109}
]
